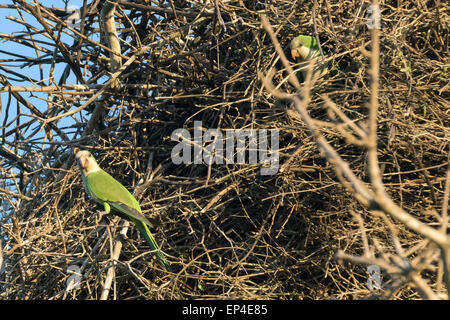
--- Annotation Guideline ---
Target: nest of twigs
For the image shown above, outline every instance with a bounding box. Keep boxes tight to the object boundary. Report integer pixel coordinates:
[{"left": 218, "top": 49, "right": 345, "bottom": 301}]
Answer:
[{"left": 0, "top": 1, "right": 448, "bottom": 299}]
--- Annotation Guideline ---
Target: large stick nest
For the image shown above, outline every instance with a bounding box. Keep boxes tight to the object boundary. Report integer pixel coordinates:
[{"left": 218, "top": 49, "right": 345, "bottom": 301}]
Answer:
[{"left": 0, "top": 1, "right": 448, "bottom": 299}]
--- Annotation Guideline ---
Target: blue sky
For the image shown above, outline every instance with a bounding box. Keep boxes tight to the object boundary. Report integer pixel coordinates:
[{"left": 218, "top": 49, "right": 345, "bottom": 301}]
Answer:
[
  {"left": 0, "top": 1, "right": 97, "bottom": 147},
  {"left": 0, "top": 1, "right": 97, "bottom": 209}
]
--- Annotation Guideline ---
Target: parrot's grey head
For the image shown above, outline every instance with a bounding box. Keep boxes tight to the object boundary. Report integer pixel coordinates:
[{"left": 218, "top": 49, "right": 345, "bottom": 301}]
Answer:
[
  {"left": 290, "top": 37, "right": 304, "bottom": 60},
  {"left": 290, "top": 37, "right": 319, "bottom": 61},
  {"left": 290, "top": 37, "right": 303, "bottom": 50},
  {"left": 74, "top": 148, "right": 100, "bottom": 175}
]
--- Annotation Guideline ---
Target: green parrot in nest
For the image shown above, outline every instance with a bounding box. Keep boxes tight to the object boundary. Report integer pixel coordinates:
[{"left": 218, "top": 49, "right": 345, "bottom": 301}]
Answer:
[
  {"left": 290, "top": 35, "right": 329, "bottom": 82},
  {"left": 74, "top": 148, "right": 171, "bottom": 272}
]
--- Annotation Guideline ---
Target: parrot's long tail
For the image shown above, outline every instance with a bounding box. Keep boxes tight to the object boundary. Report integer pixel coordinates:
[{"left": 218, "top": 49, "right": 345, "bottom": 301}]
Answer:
[{"left": 136, "top": 222, "right": 171, "bottom": 272}]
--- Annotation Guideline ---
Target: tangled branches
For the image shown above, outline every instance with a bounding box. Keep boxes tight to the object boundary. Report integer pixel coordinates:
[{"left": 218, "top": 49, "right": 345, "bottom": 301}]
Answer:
[{"left": 0, "top": 1, "right": 448, "bottom": 299}]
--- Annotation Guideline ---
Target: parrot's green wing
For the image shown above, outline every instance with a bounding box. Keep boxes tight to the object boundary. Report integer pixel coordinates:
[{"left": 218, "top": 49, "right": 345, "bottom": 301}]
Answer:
[
  {"left": 85, "top": 169, "right": 151, "bottom": 226},
  {"left": 85, "top": 169, "right": 170, "bottom": 271}
]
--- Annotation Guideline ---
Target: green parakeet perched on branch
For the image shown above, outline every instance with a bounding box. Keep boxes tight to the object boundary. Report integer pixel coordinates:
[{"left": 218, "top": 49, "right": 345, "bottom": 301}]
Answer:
[
  {"left": 290, "top": 35, "right": 329, "bottom": 81},
  {"left": 73, "top": 148, "right": 171, "bottom": 272}
]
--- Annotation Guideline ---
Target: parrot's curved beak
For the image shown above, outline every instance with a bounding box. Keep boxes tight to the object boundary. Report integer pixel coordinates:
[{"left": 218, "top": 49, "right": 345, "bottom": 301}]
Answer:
[
  {"left": 73, "top": 148, "right": 88, "bottom": 170},
  {"left": 291, "top": 48, "right": 300, "bottom": 60},
  {"left": 79, "top": 156, "right": 88, "bottom": 169}
]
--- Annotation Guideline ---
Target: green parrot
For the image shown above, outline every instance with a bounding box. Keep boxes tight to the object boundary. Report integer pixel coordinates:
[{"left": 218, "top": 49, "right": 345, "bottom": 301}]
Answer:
[
  {"left": 73, "top": 148, "right": 171, "bottom": 272},
  {"left": 290, "top": 35, "right": 329, "bottom": 81}
]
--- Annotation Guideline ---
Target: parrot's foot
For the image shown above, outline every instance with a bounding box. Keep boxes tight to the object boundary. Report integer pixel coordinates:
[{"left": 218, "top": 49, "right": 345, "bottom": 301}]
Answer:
[{"left": 96, "top": 210, "right": 113, "bottom": 225}]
